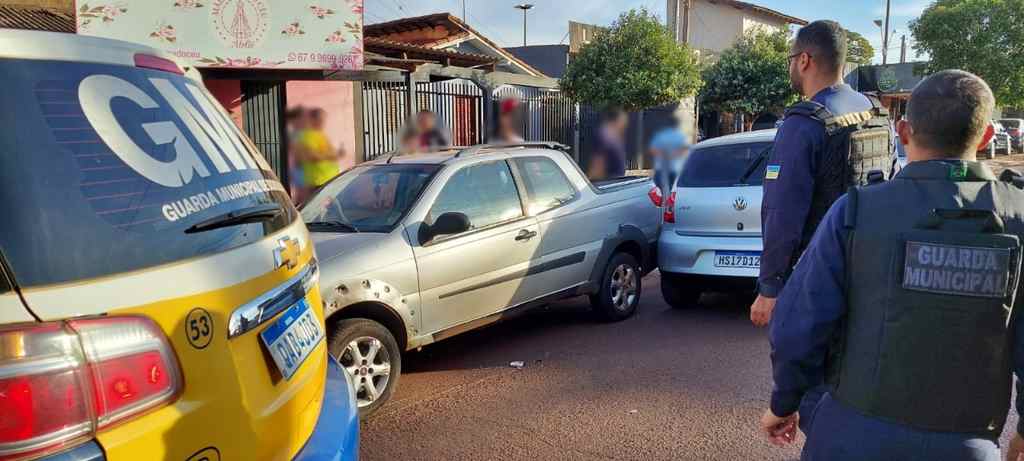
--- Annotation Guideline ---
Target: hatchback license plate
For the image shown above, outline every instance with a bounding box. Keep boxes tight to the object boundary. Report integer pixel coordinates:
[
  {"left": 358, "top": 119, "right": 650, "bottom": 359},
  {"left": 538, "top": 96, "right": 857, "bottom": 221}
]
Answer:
[
  {"left": 260, "top": 299, "right": 324, "bottom": 380},
  {"left": 714, "top": 251, "right": 761, "bottom": 268}
]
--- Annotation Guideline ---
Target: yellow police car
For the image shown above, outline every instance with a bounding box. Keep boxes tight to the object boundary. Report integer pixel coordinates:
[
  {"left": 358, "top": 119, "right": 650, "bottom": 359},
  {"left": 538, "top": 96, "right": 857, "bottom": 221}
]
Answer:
[{"left": 0, "top": 30, "right": 358, "bottom": 460}]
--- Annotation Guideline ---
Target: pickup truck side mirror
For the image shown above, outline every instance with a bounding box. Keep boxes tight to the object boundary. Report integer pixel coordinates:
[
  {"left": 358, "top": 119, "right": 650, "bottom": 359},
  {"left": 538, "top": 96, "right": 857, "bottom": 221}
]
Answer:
[{"left": 419, "top": 212, "right": 471, "bottom": 244}]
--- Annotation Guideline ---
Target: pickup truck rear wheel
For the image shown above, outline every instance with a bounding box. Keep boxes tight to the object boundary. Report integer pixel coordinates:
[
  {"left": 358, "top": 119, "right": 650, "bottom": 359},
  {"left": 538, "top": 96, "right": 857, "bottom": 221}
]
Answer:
[
  {"left": 660, "top": 273, "right": 702, "bottom": 309},
  {"left": 590, "top": 252, "right": 641, "bottom": 322},
  {"left": 329, "top": 318, "right": 401, "bottom": 419}
]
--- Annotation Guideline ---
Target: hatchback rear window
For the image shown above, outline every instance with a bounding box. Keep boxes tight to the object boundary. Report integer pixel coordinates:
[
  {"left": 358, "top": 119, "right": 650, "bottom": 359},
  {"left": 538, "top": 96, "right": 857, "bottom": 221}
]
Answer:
[
  {"left": 1001, "top": 120, "right": 1021, "bottom": 129},
  {"left": 0, "top": 58, "right": 295, "bottom": 287},
  {"left": 678, "top": 142, "right": 773, "bottom": 187}
]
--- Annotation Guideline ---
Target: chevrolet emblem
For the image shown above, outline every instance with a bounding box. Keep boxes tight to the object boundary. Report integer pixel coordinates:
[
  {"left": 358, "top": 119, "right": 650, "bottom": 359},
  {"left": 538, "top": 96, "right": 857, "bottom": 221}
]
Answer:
[{"left": 273, "top": 236, "right": 301, "bottom": 270}]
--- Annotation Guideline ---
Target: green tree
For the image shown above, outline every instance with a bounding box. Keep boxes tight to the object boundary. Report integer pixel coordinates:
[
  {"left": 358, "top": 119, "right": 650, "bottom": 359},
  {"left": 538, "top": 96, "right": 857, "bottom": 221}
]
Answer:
[
  {"left": 910, "top": 0, "right": 1024, "bottom": 107},
  {"left": 700, "top": 30, "right": 798, "bottom": 130},
  {"left": 846, "top": 29, "right": 876, "bottom": 65},
  {"left": 560, "top": 8, "right": 702, "bottom": 111}
]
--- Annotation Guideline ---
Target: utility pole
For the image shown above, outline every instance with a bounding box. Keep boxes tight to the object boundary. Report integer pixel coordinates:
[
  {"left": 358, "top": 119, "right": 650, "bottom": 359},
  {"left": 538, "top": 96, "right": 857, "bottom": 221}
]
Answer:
[
  {"left": 900, "top": 34, "right": 907, "bottom": 63},
  {"left": 462, "top": 0, "right": 466, "bottom": 23},
  {"left": 514, "top": 4, "right": 533, "bottom": 46},
  {"left": 882, "top": 0, "right": 891, "bottom": 64},
  {"left": 682, "top": 0, "right": 692, "bottom": 44}
]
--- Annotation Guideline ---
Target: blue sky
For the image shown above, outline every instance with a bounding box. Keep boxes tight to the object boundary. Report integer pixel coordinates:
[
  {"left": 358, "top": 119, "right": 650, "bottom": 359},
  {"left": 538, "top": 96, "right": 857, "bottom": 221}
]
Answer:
[{"left": 365, "top": 0, "right": 932, "bottom": 64}]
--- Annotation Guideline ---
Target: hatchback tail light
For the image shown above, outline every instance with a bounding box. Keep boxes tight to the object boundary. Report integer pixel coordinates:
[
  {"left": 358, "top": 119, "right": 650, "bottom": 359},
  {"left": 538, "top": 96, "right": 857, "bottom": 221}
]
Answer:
[
  {"left": 664, "top": 191, "right": 677, "bottom": 223},
  {"left": 648, "top": 186, "right": 663, "bottom": 207},
  {"left": 0, "top": 317, "right": 180, "bottom": 460}
]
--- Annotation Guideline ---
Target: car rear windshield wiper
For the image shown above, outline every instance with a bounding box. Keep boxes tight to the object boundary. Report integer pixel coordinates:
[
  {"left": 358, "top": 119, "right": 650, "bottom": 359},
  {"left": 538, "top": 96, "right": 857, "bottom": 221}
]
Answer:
[
  {"left": 305, "top": 220, "right": 359, "bottom": 233},
  {"left": 737, "top": 146, "right": 773, "bottom": 185},
  {"left": 184, "top": 204, "right": 283, "bottom": 234}
]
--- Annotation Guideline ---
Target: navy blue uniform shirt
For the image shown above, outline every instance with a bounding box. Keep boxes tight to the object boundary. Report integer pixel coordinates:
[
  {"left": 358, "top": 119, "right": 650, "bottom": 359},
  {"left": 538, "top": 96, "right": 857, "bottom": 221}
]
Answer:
[
  {"left": 758, "top": 84, "right": 872, "bottom": 297},
  {"left": 769, "top": 168, "right": 1024, "bottom": 438}
]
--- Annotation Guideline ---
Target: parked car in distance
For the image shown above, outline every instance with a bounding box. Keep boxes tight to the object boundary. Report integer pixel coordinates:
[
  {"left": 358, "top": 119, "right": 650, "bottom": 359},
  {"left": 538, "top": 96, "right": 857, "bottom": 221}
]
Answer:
[
  {"left": 658, "top": 130, "right": 775, "bottom": 308},
  {"left": 993, "top": 121, "right": 1012, "bottom": 155},
  {"left": 303, "top": 143, "right": 661, "bottom": 416},
  {"left": 0, "top": 29, "right": 358, "bottom": 461},
  {"left": 1000, "top": 118, "right": 1023, "bottom": 151},
  {"left": 979, "top": 121, "right": 999, "bottom": 159}
]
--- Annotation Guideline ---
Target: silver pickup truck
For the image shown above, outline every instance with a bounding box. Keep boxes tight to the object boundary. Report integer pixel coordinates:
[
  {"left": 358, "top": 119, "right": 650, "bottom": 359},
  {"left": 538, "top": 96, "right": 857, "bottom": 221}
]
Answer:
[{"left": 301, "top": 143, "right": 660, "bottom": 415}]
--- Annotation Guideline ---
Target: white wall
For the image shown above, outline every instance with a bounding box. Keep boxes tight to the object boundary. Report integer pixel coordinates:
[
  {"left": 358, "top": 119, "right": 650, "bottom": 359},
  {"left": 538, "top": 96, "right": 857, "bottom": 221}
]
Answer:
[{"left": 670, "top": 0, "right": 789, "bottom": 54}]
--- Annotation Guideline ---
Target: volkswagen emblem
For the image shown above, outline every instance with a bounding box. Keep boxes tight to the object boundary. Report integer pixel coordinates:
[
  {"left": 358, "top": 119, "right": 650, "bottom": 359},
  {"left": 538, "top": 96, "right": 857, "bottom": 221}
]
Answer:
[{"left": 733, "top": 197, "right": 748, "bottom": 211}]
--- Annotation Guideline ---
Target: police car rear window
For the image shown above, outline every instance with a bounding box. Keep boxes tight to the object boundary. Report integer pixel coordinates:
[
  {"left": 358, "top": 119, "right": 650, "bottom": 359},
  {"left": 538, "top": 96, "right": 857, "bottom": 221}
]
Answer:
[
  {"left": 0, "top": 58, "right": 295, "bottom": 287},
  {"left": 677, "top": 142, "right": 772, "bottom": 188}
]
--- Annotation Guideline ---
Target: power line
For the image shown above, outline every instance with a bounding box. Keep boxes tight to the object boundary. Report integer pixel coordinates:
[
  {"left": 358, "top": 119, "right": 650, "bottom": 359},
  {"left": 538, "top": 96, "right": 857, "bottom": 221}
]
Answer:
[
  {"left": 389, "top": 0, "right": 407, "bottom": 14},
  {"left": 468, "top": 10, "right": 517, "bottom": 46}
]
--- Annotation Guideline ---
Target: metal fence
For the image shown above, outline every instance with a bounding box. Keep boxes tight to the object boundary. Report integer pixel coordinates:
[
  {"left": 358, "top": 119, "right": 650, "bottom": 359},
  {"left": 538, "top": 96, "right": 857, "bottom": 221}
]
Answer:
[
  {"left": 360, "top": 81, "right": 407, "bottom": 161},
  {"left": 361, "top": 77, "right": 677, "bottom": 170},
  {"left": 578, "top": 104, "right": 678, "bottom": 171},
  {"left": 240, "top": 81, "right": 288, "bottom": 184},
  {"left": 493, "top": 85, "right": 578, "bottom": 157},
  {"left": 361, "top": 79, "right": 485, "bottom": 161},
  {"left": 418, "top": 79, "right": 485, "bottom": 147}
]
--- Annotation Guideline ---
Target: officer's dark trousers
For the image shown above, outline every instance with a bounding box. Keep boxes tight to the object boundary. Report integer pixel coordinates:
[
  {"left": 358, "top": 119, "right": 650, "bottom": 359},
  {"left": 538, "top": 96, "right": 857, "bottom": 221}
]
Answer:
[{"left": 801, "top": 393, "right": 1000, "bottom": 461}]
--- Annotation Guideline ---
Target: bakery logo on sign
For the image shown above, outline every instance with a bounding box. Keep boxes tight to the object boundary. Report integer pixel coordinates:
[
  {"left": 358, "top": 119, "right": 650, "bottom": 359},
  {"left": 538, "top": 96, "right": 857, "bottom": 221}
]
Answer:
[{"left": 211, "top": 0, "right": 270, "bottom": 49}]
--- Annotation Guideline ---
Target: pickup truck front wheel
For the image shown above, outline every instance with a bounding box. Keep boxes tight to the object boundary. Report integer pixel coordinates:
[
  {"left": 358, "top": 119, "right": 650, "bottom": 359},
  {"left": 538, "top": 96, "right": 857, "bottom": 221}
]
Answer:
[
  {"left": 590, "top": 252, "right": 641, "bottom": 322},
  {"left": 329, "top": 318, "right": 401, "bottom": 419}
]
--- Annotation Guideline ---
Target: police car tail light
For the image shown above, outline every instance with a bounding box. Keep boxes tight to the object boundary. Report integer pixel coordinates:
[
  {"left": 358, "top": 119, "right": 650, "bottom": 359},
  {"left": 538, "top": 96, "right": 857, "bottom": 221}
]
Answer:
[
  {"left": 648, "top": 186, "right": 663, "bottom": 207},
  {"left": 0, "top": 318, "right": 180, "bottom": 460},
  {"left": 664, "top": 192, "right": 677, "bottom": 223},
  {"left": 133, "top": 54, "right": 183, "bottom": 75},
  {"left": 68, "top": 317, "right": 182, "bottom": 429}
]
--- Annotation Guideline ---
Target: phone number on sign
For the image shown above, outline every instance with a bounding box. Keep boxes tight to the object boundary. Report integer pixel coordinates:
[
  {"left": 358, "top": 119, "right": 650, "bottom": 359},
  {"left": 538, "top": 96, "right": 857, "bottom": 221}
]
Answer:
[{"left": 287, "top": 52, "right": 350, "bottom": 65}]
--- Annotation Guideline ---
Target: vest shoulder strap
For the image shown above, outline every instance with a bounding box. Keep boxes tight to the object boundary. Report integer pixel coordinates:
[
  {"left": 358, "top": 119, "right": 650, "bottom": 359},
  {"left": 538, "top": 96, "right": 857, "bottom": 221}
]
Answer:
[
  {"left": 844, "top": 186, "right": 859, "bottom": 229},
  {"left": 784, "top": 100, "right": 833, "bottom": 124}
]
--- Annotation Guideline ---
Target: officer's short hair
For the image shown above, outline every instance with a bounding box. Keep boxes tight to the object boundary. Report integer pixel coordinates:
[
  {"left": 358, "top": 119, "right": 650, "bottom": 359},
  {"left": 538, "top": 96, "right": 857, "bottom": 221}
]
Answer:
[
  {"left": 906, "top": 70, "right": 995, "bottom": 156},
  {"left": 793, "top": 20, "right": 847, "bottom": 77}
]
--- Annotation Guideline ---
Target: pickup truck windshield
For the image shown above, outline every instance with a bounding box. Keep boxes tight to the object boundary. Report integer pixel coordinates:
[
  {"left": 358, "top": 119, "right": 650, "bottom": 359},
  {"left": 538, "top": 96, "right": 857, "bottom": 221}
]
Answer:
[
  {"left": 0, "top": 58, "right": 295, "bottom": 287},
  {"left": 301, "top": 164, "right": 439, "bottom": 233}
]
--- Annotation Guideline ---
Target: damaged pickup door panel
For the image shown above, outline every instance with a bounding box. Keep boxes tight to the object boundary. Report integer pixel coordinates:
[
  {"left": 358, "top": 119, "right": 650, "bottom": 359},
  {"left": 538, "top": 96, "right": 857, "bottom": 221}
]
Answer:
[{"left": 301, "top": 144, "right": 662, "bottom": 416}]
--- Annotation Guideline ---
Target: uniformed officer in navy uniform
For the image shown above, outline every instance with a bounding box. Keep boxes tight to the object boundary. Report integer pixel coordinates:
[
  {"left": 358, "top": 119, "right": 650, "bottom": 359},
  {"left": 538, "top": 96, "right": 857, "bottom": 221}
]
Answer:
[
  {"left": 751, "top": 20, "right": 886, "bottom": 327},
  {"left": 760, "top": 70, "right": 1024, "bottom": 461},
  {"left": 751, "top": 20, "right": 892, "bottom": 436}
]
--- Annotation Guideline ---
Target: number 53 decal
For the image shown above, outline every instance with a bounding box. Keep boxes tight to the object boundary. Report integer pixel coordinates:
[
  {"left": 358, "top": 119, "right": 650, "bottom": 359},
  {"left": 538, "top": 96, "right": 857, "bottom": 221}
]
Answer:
[{"left": 186, "top": 308, "right": 214, "bottom": 349}]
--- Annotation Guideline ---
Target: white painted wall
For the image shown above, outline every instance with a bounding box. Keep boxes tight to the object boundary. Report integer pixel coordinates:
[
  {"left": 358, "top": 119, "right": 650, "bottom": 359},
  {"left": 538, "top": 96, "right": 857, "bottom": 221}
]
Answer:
[{"left": 667, "top": 0, "right": 790, "bottom": 55}]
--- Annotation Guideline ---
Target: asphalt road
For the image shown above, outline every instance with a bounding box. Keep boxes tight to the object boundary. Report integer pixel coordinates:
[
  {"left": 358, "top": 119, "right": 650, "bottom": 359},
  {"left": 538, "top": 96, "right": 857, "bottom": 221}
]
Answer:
[
  {"left": 359, "top": 272, "right": 1021, "bottom": 460},
  {"left": 358, "top": 155, "right": 1024, "bottom": 460}
]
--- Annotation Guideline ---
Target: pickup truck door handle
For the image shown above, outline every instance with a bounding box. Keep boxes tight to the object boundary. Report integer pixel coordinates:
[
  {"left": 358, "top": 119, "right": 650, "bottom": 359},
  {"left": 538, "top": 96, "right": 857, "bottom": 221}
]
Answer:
[{"left": 515, "top": 229, "right": 538, "bottom": 241}]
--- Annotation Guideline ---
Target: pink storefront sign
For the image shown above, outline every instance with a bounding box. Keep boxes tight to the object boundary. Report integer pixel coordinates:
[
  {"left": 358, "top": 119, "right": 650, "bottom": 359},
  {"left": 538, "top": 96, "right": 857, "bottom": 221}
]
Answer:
[{"left": 75, "top": 0, "right": 364, "bottom": 70}]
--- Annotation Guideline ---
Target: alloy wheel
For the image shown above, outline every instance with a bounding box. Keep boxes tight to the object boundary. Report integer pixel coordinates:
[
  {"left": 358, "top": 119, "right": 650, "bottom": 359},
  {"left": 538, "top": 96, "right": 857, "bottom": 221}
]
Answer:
[
  {"left": 339, "top": 336, "right": 392, "bottom": 408},
  {"left": 609, "top": 263, "right": 638, "bottom": 311}
]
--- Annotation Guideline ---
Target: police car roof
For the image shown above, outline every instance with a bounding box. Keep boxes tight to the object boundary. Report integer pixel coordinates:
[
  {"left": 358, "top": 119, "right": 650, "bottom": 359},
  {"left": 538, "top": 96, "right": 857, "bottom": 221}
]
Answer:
[
  {"left": 694, "top": 129, "right": 777, "bottom": 150},
  {"left": 0, "top": 28, "right": 196, "bottom": 81}
]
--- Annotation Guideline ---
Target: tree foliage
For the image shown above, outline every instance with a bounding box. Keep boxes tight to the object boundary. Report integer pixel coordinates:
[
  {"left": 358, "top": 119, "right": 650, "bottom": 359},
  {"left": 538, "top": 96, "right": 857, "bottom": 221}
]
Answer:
[
  {"left": 910, "top": 0, "right": 1024, "bottom": 107},
  {"left": 700, "top": 30, "right": 797, "bottom": 121},
  {"left": 560, "top": 8, "right": 702, "bottom": 111},
  {"left": 845, "top": 29, "right": 875, "bottom": 65}
]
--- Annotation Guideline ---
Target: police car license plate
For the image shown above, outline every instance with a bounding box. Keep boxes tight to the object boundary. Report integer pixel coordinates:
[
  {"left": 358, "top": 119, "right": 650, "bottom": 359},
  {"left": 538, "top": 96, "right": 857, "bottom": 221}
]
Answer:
[
  {"left": 260, "top": 299, "right": 324, "bottom": 380},
  {"left": 714, "top": 251, "right": 761, "bottom": 268}
]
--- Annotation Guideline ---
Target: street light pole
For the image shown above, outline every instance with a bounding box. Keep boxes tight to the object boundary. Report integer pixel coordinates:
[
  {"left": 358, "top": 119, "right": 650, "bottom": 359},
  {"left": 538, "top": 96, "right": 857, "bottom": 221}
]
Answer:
[
  {"left": 882, "top": 0, "right": 891, "bottom": 64},
  {"left": 514, "top": 4, "right": 533, "bottom": 47}
]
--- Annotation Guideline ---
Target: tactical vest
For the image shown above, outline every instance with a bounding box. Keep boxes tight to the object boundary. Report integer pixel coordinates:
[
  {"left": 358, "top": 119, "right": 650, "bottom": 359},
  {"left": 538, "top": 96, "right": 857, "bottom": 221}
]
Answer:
[
  {"left": 784, "top": 96, "right": 893, "bottom": 255},
  {"left": 831, "top": 161, "right": 1024, "bottom": 435}
]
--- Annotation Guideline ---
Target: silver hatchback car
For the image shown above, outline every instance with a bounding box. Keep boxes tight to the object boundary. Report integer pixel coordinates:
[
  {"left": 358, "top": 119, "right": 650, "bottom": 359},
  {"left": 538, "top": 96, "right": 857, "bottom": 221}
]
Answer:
[{"left": 658, "top": 130, "right": 775, "bottom": 308}]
